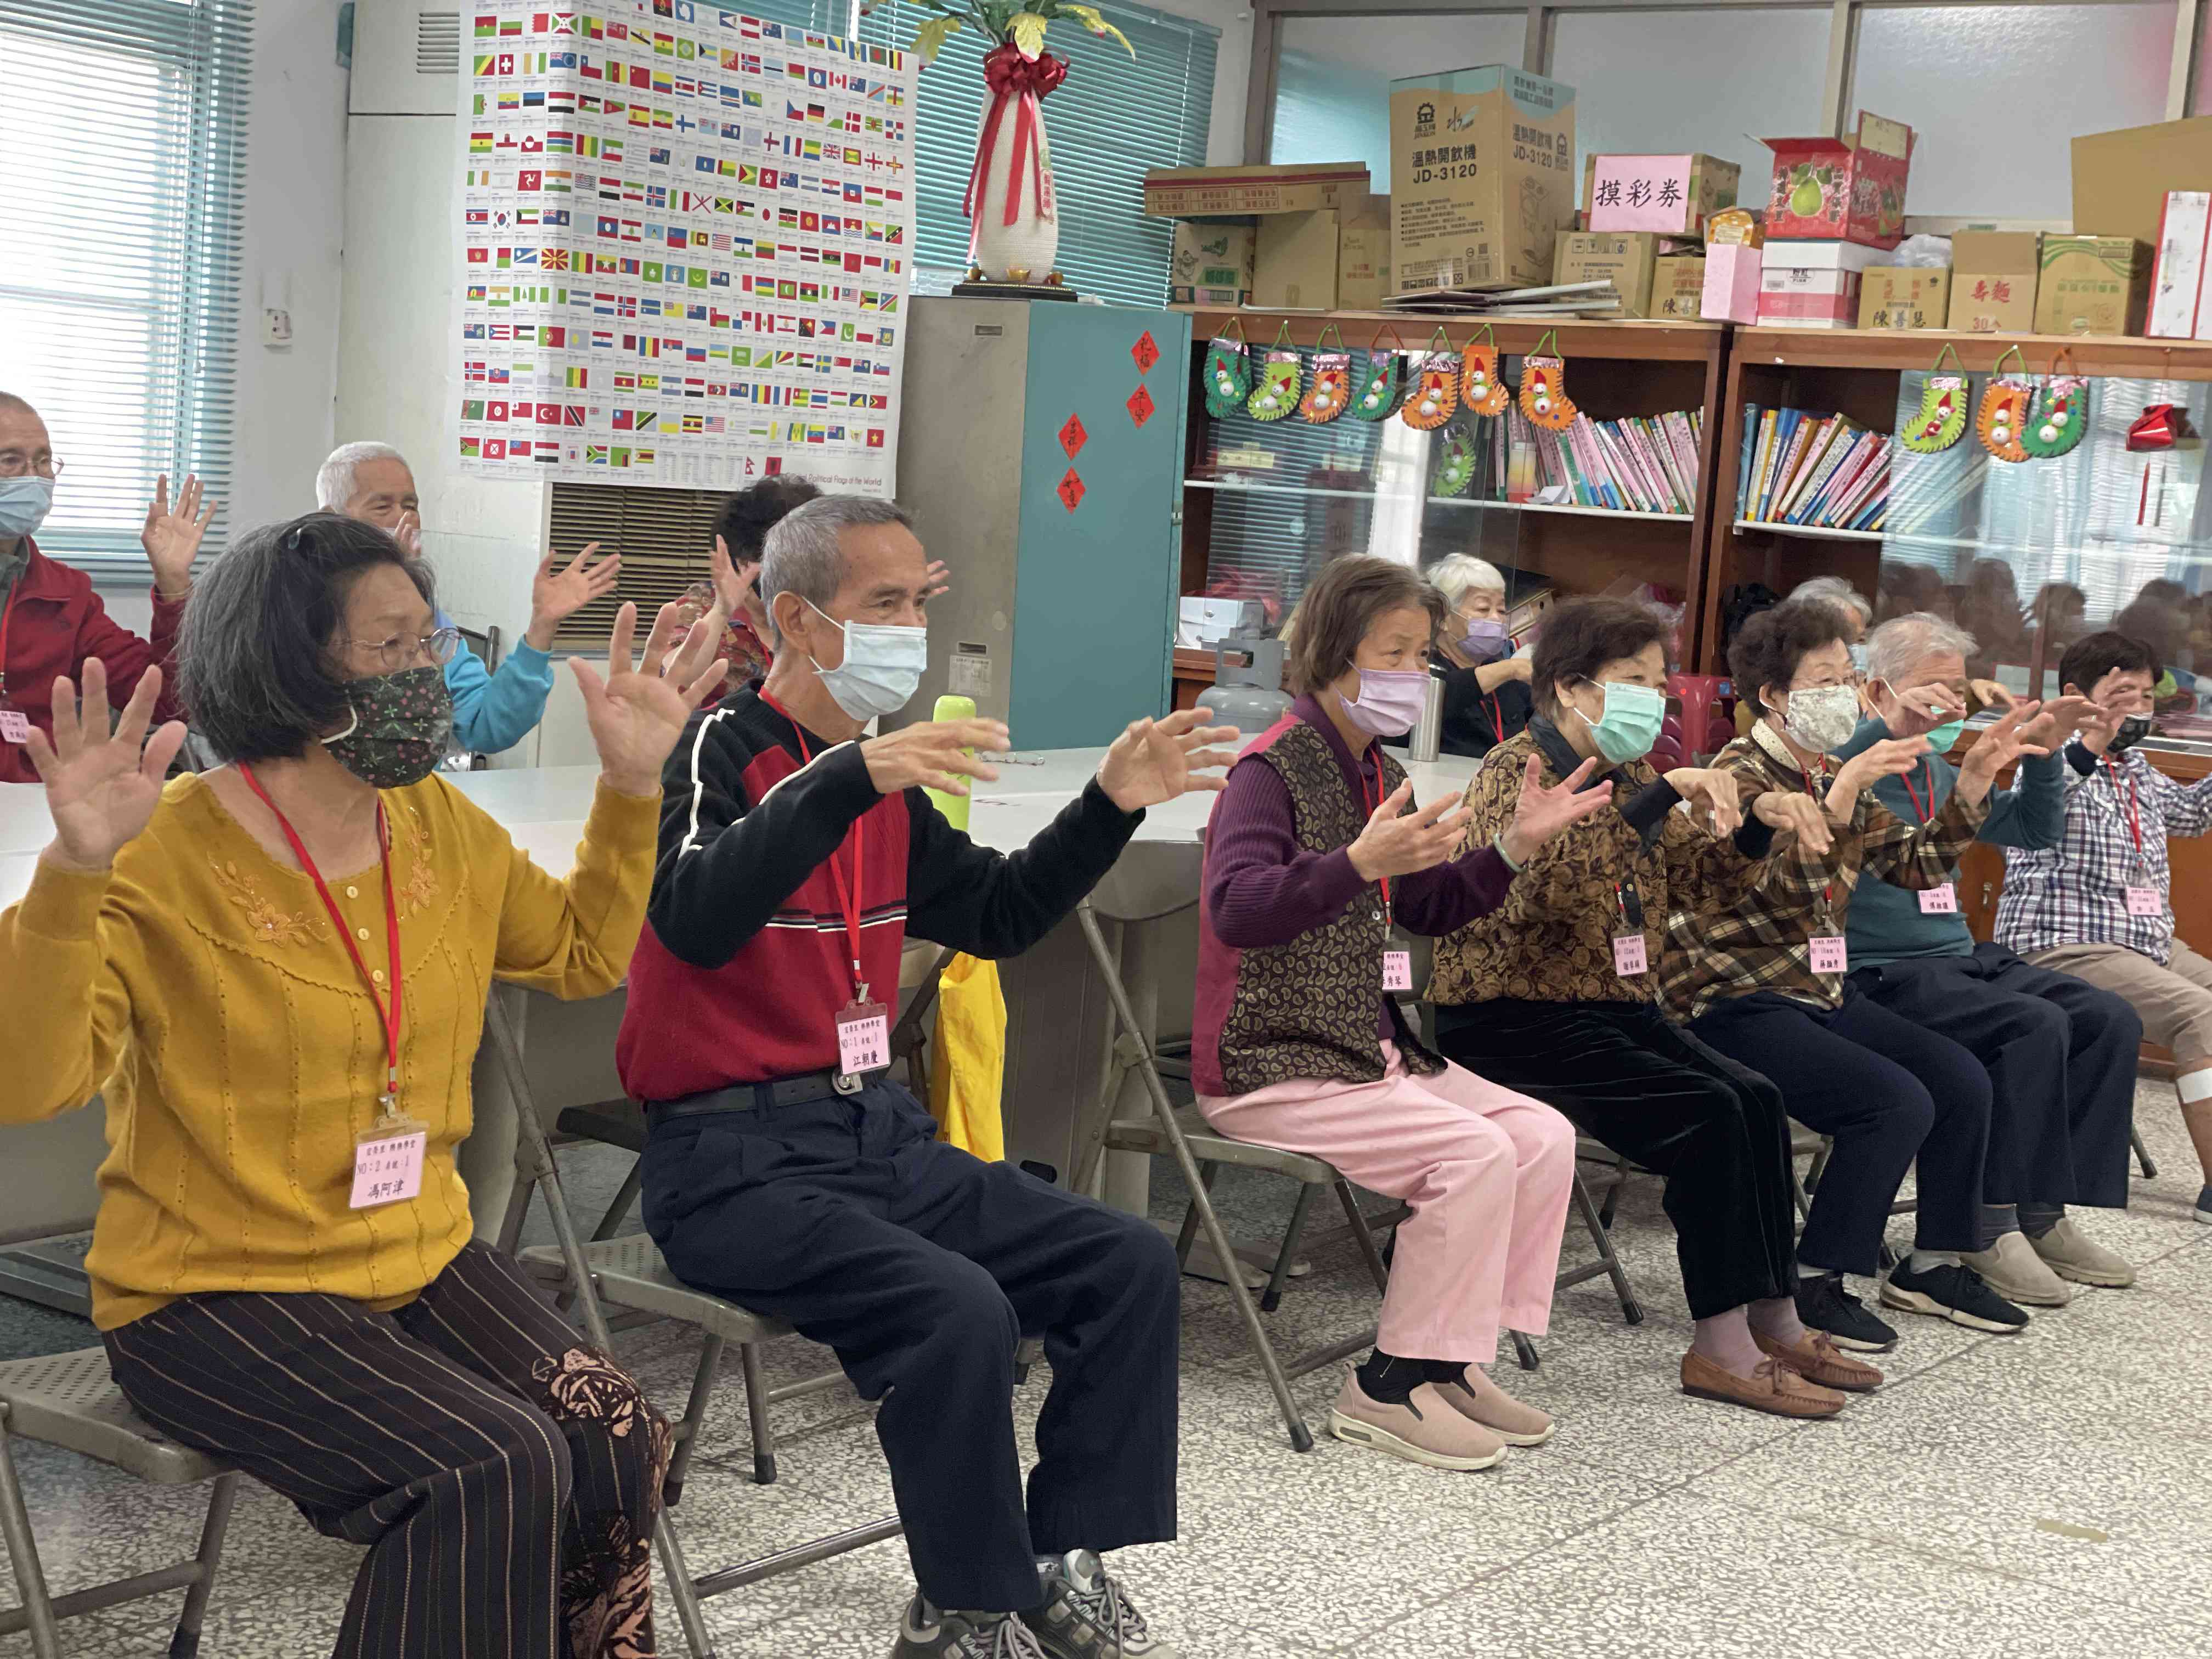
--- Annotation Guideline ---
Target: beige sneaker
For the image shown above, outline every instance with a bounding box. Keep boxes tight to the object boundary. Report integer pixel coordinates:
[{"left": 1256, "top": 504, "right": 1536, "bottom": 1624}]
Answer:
[
  {"left": 1960, "top": 1232, "right": 2073, "bottom": 1307},
  {"left": 2028, "top": 1216, "right": 2137, "bottom": 1288},
  {"left": 1432, "top": 1364, "right": 1555, "bottom": 1446},
  {"left": 1328, "top": 1373, "right": 1508, "bottom": 1470}
]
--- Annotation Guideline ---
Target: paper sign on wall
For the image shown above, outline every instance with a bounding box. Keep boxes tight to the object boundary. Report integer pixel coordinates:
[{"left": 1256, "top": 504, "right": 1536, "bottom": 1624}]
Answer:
[{"left": 453, "top": 0, "right": 918, "bottom": 493}]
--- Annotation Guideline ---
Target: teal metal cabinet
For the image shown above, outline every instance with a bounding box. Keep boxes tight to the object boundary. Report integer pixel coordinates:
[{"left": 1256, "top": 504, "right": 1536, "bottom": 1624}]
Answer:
[{"left": 890, "top": 298, "right": 1191, "bottom": 748}]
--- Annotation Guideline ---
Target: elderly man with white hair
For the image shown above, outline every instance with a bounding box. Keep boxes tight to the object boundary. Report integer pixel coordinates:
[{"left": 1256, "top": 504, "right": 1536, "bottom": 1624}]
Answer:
[
  {"left": 1419, "top": 552, "right": 1534, "bottom": 757},
  {"left": 1832, "top": 611, "right": 2142, "bottom": 1307},
  {"left": 315, "top": 441, "right": 618, "bottom": 753}
]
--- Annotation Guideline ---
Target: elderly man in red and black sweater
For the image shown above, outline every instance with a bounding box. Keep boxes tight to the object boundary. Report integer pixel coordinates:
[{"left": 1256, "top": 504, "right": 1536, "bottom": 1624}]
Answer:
[{"left": 619, "top": 495, "right": 1238, "bottom": 1659}]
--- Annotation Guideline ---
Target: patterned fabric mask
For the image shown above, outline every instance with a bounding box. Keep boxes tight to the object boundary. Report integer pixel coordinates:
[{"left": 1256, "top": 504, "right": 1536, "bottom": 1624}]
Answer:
[{"left": 324, "top": 663, "right": 453, "bottom": 788}]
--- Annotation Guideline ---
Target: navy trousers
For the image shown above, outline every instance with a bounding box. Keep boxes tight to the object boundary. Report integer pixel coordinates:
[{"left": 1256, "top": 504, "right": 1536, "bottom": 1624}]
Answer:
[
  {"left": 1849, "top": 944, "right": 2141, "bottom": 1210},
  {"left": 640, "top": 1077, "right": 1180, "bottom": 1612}
]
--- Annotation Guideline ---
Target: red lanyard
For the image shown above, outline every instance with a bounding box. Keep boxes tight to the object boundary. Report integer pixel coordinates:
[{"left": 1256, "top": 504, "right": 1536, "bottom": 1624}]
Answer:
[
  {"left": 1482, "top": 692, "right": 1506, "bottom": 747},
  {"left": 1900, "top": 759, "right": 1933, "bottom": 825},
  {"left": 2103, "top": 755, "right": 2143, "bottom": 862},
  {"left": 238, "top": 764, "right": 404, "bottom": 1108},
  {"left": 1356, "top": 753, "right": 1392, "bottom": 923},
  {"left": 761, "top": 692, "right": 869, "bottom": 1001},
  {"left": 0, "top": 574, "right": 20, "bottom": 703}
]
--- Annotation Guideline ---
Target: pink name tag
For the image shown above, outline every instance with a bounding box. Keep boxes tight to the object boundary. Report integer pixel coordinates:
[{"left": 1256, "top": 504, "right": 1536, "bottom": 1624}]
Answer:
[
  {"left": 1612, "top": 933, "right": 1648, "bottom": 977},
  {"left": 1810, "top": 936, "right": 1848, "bottom": 974},
  {"left": 350, "top": 1129, "right": 426, "bottom": 1210},
  {"left": 2126, "top": 886, "right": 2162, "bottom": 917},
  {"left": 1382, "top": 950, "right": 1413, "bottom": 992},
  {"left": 836, "top": 1000, "right": 891, "bottom": 1076},
  {"left": 0, "top": 710, "right": 27, "bottom": 745},
  {"left": 1918, "top": 883, "right": 1959, "bottom": 915}
]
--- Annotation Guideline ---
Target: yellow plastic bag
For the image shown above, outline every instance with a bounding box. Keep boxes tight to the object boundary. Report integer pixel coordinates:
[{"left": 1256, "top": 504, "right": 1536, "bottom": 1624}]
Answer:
[{"left": 927, "top": 953, "right": 1007, "bottom": 1161}]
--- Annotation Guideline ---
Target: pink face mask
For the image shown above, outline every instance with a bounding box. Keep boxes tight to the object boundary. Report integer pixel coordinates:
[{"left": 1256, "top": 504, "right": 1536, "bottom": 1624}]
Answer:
[{"left": 1340, "top": 668, "right": 1429, "bottom": 737}]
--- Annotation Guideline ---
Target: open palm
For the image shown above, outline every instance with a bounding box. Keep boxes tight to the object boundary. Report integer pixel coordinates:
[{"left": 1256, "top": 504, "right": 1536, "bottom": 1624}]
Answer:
[
  {"left": 571, "top": 602, "right": 724, "bottom": 794},
  {"left": 27, "top": 662, "right": 188, "bottom": 871},
  {"left": 532, "top": 543, "right": 623, "bottom": 634},
  {"left": 1505, "top": 755, "right": 1614, "bottom": 857},
  {"left": 140, "top": 473, "right": 216, "bottom": 597},
  {"left": 1095, "top": 709, "right": 1242, "bottom": 812}
]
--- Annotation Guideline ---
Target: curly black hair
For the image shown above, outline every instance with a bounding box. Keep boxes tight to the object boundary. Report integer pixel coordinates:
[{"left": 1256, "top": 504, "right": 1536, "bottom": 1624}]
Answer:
[
  {"left": 1728, "top": 597, "right": 1853, "bottom": 716},
  {"left": 712, "top": 475, "right": 822, "bottom": 563}
]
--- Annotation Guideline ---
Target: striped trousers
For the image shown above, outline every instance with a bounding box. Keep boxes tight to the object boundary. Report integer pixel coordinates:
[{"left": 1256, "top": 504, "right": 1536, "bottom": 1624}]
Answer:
[{"left": 103, "top": 1241, "right": 671, "bottom": 1659}]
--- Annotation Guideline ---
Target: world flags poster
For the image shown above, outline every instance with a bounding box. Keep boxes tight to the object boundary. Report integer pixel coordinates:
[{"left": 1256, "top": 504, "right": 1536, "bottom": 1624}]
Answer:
[{"left": 454, "top": 1, "right": 916, "bottom": 493}]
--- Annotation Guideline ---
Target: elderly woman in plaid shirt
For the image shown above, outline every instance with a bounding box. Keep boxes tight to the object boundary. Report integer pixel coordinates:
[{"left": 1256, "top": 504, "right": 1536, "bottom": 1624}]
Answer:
[
  {"left": 1999, "top": 630, "right": 2212, "bottom": 1226},
  {"left": 1664, "top": 600, "right": 2054, "bottom": 1356}
]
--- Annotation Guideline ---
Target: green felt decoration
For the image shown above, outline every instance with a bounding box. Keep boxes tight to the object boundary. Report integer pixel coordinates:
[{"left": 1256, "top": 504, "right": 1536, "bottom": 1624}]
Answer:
[
  {"left": 1433, "top": 425, "right": 1479, "bottom": 496},
  {"left": 1204, "top": 328, "right": 1251, "bottom": 419}
]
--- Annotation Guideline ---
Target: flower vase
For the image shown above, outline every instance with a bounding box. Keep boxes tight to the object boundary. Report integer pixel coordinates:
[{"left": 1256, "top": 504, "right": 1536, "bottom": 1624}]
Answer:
[{"left": 965, "top": 44, "right": 1065, "bottom": 284}]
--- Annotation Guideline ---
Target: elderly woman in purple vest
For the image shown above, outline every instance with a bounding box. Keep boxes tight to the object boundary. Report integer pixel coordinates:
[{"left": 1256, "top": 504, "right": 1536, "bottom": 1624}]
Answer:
[{"left": 1191, "top": 555, "right": 1623, "bottom": 1472}]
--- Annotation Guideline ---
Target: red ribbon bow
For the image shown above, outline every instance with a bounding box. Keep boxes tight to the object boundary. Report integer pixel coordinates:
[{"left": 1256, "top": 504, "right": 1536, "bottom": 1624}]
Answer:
[{"left": 963, "top": 43, "right": 1065, "bottom": 230}]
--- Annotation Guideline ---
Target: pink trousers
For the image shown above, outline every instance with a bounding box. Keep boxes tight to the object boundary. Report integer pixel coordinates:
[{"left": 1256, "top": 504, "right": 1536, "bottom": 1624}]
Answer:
[{"left": 1199, "top": 1042, "right": 1575, "bottom": 1364}]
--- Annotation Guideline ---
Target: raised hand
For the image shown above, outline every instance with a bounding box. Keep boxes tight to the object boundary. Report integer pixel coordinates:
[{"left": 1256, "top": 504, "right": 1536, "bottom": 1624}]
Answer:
[
  {"left": 710, "top": 534, "right": 770, "bottom": 632},
  {"left": 1882, "top": 676, "right": 1969, "bottom": 737},
  {"left": 569, "top": 602, "right": 724, "bottom": 796},
  {"left": 1663, "top": 766, "right": 1745, "bottom": 837},
  {"left": 1969, "top": 678, "right": 2017, "bottom": 712},
  {"left": 1959, "top": 698, "right": 2051, "bottom": 789},
  {"left": 2012, "top": 693, "right": 2095, "bottom": 754},
  {"left": 1501, "top": 755, "right": 1615, "bottom": 865},
  {"left": 1752, "top": 788, "right": 1834, "bottom": 856},
  {"left": 2076, "top": 699, "right": 2126, "bottom": 757},
  {"left": 860, "top": 717, "right": 1011, "bottom": 797},
  {"left": 1348, "top": 781, "right": 1471, "bottom": 881},
  {"left": 1096, "top": 708, "right": 1242, "bottom": 812},
  {"left": 1831, "top": 734, "right": 1930, "bottom": 814},
  {"left": 391, "top": 509, "right": 425, "bottom": 558},
  {"left": 527, "top": 543, "right": 623, "bottom": 650},
  {"left": 924, "top": 558, "right": 952, "bottom": 602},
  {"left": 27, "top": 661, "right": 189, "bottom": 873},
  {"left": 140, "top": 473, "right": 216, "bottom": 599}
]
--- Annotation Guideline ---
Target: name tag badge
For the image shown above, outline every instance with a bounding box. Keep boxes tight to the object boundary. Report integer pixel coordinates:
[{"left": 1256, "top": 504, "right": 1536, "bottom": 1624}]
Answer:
[
  {"left": 1382, "top": 949, "right": 1413, "bottom": 992},
  {"left": 0, "top": 710, "right": 27, "bottom": 745},
  {"left": 1810, "top": 935, "right": 1849, "bottom": 974},
  {"left": 350, "top": 1122, "right": 427, "bottom": 1210},
  {"left": 1918, "top": 883, "right": 1959, "bottom": 915},
  {"left": 2126, "top": 886, "right": 2162, "bottom": 918},
  {"left": 1612, "top": 933, "right": 1648, "bottom": 977},
  {"left": 836, "top": 997, "right": 891, "bottom": 1077}
]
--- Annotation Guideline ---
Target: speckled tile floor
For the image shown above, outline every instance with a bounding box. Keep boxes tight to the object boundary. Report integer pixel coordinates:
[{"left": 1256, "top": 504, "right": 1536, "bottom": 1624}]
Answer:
[{"left": 4, "top": 1075, "right": 2210, "bottom": 1658}]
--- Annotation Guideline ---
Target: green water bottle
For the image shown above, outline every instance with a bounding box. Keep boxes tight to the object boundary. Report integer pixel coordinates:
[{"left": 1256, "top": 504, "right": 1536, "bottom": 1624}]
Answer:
[{"left": 924, "top": 693, "right": 975, "bottom": 830}]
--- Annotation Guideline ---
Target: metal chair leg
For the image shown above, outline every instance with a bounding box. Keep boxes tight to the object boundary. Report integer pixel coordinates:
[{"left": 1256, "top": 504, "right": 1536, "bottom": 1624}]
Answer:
[
  {"left": 654, "top": 1509, "right": 719, "bottom": 1659},
  {"left": 2134, "top": 1126, "right": 2159, "bottom": 1180},
  {"left": 1076, "top": 901, "right": 1315, "bottom": 1453},
  {"left": 1571, "top": 1171, "right": 1644, "bottom": 1326},
  {"left": 738, "top": 1341, "right": 778, "bottom": 1487},
  {"left": 1172, "top": 1163, "right": 1218, "bottom": 1271},
  {"left": 591, "top": 1158, "right": 647, "bottom": 1243},
  {"left": 167, "top": 1470, "right": 242, "bottom": 1659},
  {"left": 664, "top": 1334, "right": 727, "bottom": 1508},
  {"left": 1509, "top": 1331, "right": 1540, "bottom": 1372},
  {"left": 1262, "top": 1182, "right": 1321, "bottom": 1314},
  {"left": 0, "top": 1406, "right": 61, "bottom": 1659},
  {"left": 1335, "top": 1179, "right": 1393, "bottom": 1296}
]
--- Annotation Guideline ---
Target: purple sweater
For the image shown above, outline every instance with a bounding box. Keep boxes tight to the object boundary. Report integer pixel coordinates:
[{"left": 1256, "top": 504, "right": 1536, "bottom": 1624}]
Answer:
[{"left": 1194, "top": 698, "right": 1516, "bottom": 1090}]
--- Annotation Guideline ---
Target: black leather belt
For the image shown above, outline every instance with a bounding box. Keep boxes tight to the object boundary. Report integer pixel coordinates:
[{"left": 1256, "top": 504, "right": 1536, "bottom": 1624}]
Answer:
[{"left": 646, "top": 1066, "right": 881, "bottom": 1125}]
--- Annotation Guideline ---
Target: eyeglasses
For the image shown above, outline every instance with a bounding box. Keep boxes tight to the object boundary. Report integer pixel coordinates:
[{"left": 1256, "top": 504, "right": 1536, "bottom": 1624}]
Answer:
[
  {"left": 343, "top": 626, "right": 462, "bottom": 672},
  {"left": 0, "top": 456, "right": 62, "bottom": 481}
]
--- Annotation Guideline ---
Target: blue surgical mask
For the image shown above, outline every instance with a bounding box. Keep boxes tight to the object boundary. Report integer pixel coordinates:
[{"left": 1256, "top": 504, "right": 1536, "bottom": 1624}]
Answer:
[
  {"left": 806, "top": 597, "right": 927, "bottom": 720},
  {"left": 1924, "top": 717, "right": 1967, "bottom": 753},
  {"left": 1574, "top": 680, "right": 1666, "bottom": 765},
  {"left": 1847, "top": 642, "right": 1870, "bottom": 674},
  {"left": 0, "top": 477, "right": 53, "bottom": 539}
]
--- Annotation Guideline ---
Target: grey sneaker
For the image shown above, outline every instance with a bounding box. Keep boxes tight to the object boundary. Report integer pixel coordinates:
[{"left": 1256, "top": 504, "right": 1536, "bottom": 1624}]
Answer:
[
  {"left": 1030, "top": 1551, "right": 1178, "bottom": 1658},
  {"left": 891, "top": 1595, "right": 1048, "bottom": 1659}
]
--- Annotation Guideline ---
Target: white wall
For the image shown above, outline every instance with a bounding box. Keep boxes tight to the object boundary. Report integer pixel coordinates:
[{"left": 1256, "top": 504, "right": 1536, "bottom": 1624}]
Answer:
[{"left": 1147, "top": 0, "right": 1251, "bottom": 162}]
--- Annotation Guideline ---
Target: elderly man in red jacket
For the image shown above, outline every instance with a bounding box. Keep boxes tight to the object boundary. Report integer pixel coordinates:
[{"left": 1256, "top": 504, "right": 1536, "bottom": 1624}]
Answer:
[{"left": 0, "top": 392, "right": 207, "bottom": 782}]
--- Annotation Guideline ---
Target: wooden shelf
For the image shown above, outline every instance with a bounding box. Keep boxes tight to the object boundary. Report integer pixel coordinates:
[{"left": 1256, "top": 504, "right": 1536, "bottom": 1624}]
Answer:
[
  {"left": 1736, "top": 326, "right": 2212, "bottom": 379},
  {"left": 1175, "top": 307, "right": 1728, "bottom": 362},
  {"left": 1734, "top": 519, "right": 1884, "bottom": 542},
  {"left": 1186, "top": 477, "right": 1691, "bottom": 522}
]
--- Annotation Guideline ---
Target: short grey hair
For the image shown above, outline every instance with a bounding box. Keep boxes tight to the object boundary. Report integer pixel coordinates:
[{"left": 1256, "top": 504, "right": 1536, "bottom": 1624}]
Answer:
[
  {"left": 1866, "top": 611, "right": 1980, "bottom": 688},
  {"left": 1788, "top": 575, "right": 1874, "bottom": 627},
  {"left": 1427, "top": 554, "right": 1508, "bottom": 610},
  {"left": 315, "top": 441, "right": 410, "bottom": 512},
  {"left": 759, "top": 494, "right": 916, "bottom": 617}
]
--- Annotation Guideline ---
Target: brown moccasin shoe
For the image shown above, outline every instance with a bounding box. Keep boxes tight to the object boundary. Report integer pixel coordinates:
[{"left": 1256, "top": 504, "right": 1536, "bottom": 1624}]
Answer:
[
  {"left": 1680, "top": 1349, "right": 1846, "bottom": 1419},
  {"left": 1753, "top": 1328, "right": 1884, "bottom": 1393}
]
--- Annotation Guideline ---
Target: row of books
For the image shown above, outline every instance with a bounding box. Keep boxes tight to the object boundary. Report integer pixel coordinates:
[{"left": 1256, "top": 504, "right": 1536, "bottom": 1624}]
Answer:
[
  {"left": 1736, "top": 406, "right": 1892, "bottom": 531},
  {"left": 1454, "top": 405, "right": 1703, "bottom": 515}
]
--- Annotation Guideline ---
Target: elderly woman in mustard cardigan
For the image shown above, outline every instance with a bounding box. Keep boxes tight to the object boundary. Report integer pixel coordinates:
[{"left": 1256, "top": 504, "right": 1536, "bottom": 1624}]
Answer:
[{"left": 0, "top": 512, "right": 723, "bottom": 1658}]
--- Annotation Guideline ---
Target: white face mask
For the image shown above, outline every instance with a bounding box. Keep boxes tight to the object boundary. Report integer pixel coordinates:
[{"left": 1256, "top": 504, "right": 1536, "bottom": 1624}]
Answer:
[
  {"left": 1781, "top": 683, "right": 1861, "bottom": 754},
  {"left": 806, "top": 597, "right": 927, "bottom": 720},
  {"left": 0, "top": 476, "right": 54, "bottom": 539}
]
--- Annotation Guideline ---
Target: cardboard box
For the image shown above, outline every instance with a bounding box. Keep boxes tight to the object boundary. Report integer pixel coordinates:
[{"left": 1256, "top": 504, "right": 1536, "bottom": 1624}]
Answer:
[
  {"left": 2072, "top": 116, "right": 2212, "bottom": 250},
  {"left": 1254, "top": 210, "right": 1338, "bottom": 309},
  {"left": 1170, "top": 222, "right": 1254, "bottom": 307},
  {"left": 1759, "top": 266, "right": 1861, "bottom": 327},
  {"left": 2034, "top": 235, "right": 2152, "bottom": 336},
  {"left": 1337, "top": 194, "right": 1393, "bottom": 310},
  {"left": 2148, "top": 192, "right": 2212, "bottom": 338},
  {"left": 1388, "top": 65, "right": 1577, "bottom": 294},
  {"left": 1143, "top": 162, "right": 1371, "bottom": 221},
  {"left": 1582, "top": 153, "right": 1740, "bottom": 235},
  {"left": 1858, "top": 267, "right": 1951, "bottom": 330},
  {"left": 1654, "top": 254, "right": 1707, "bottom": 318},
  {"left": 1946, "top": 231, "right": 2040, "bottom": 332},
  {"left": 1760, "top": 111, "right": 1914, "bottom": 249},
  {"left": 1554, "top": 230, "right": 1661, "bottom": 317},
  {"left": 1758, "top": 239, "right": 1883, "bottom": 275},
  {"left": 1701, "top": 243, "right": 1762, "bottom": 323}
]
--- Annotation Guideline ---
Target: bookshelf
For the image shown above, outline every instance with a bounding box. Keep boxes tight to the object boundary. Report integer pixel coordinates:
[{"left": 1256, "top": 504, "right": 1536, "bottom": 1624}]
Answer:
[{"left": 1170, "top": 309, "right": 1731, "bottom": 705}]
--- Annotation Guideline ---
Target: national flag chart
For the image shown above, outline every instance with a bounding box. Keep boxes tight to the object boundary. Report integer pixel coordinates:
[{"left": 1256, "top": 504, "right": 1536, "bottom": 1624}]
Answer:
[{"left": 456, "top": 0, "right": 916, "bottom": 492}]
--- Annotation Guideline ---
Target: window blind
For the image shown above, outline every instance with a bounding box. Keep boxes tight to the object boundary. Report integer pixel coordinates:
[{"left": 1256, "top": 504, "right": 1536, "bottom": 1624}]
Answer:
[
  {"left": 1269, "top": 47, "right": 1391, "bottom": 190},
  {"left": 0, "top": 1, "right": 252, "bottom": 577},
  {"left": 856, "top": 0, "right": 1216, "bottom": 305}
]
